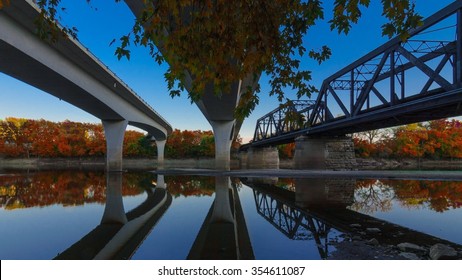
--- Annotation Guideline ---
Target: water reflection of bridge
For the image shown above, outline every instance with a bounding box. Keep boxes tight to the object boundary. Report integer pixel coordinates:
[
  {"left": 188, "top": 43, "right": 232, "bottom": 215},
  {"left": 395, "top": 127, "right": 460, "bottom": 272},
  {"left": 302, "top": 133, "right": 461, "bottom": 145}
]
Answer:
[
  {"left": 188, "top": 176, "right": 254, "bottom": 260},
  {"left": 254, "top": 189, "right": 332, "bottom": 258},
  {"left": 247, "top": 178, "right": 354, "bottom": 259},
  {"left": 55, "top": 173, "right": 171, "bottom": 260},
  {"left": 244, "top": 178, "right": 462, "bottom": 258}
]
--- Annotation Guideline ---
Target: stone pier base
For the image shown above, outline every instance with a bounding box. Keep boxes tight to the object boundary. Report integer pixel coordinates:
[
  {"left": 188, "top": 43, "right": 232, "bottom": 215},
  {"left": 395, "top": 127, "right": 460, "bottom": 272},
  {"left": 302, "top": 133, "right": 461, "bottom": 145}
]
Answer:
[
  {"left": 294, "top": 135, "right": 356, "bottom": 170},
  {"left": 245, "top": 146, "right": 279, "bottom": 169}
]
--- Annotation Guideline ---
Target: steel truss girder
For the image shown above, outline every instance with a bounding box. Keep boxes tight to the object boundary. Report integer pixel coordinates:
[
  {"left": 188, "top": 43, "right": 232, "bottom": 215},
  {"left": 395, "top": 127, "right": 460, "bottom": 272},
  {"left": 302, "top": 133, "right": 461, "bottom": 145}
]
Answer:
[
  {"left": 249, "top": 2, "right": 462, "bottom": 147},
  {"left": 253, "top": 100, "right": 330, "bottom": 142}
]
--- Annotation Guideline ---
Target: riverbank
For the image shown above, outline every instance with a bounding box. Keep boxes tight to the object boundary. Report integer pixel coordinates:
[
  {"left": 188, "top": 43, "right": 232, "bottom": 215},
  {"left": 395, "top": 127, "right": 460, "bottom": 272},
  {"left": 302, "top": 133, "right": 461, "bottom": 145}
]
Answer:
[
  {"left": 279, "top": 158, "right": 462, "bottom": 170},
  {"left": 2, "top": 157, "right": 462, "bottom": 172},
  {"left": 355, "top": 158, "right": 462, "bottom": 170},
  {"left": 0, "top": 157, "right": 238, "bottom": 171}
]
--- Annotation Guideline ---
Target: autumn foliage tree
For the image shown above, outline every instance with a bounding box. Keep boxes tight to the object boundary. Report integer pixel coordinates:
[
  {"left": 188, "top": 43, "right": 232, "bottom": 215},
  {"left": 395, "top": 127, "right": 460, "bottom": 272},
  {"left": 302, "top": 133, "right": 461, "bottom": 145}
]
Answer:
[
  {"left": 278, "top": 143, "right": 296, "bottom": 159},
  {"left": 165, "top": 129, "right": 215, "bottom": 158},
  {"left": 353, "top": 119, "right": 462, "bottom": 160}
]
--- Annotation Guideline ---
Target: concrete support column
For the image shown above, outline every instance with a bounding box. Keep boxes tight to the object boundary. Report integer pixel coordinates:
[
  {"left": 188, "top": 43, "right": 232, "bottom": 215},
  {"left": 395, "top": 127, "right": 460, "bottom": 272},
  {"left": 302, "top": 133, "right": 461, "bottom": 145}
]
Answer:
[
  {"left": 211, "top": 176, "right": 234, "bottom": 223},
  {"left": 247, "top": 146, "right": 279, "bottom": 169},
  {"left": 156, "top": 174, "right": 166, "bottom": 189},
  {"left": 210, "top": 120, "right": 234, "bottom": 170},
  {"left": 294, "top": 135, "right": 356, "bottom": 170},
  {"left": 101, "top": 172, "right": 127, "bottom": 224},
  {"left": 155, "top": 139, "right": 166, "bottom": 169},
  {"left": 102, "top": 120, "right": 128, "bottom": 172}
]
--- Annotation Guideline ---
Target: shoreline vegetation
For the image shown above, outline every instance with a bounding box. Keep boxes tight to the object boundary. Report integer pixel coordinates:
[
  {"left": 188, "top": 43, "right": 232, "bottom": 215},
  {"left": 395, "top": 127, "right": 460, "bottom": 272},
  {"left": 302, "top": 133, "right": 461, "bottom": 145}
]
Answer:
[{"left": 3, "top": 117, "right": 462, "bottom": 172}]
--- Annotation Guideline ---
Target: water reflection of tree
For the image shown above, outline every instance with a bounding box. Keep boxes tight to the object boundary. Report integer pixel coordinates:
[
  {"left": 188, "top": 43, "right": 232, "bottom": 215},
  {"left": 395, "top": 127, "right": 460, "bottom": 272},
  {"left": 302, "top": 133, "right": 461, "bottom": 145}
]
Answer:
[
  {"left": 276, "top": 178, "right": 296, "bottom": 192},
  {"left": 350, "top": 179, "right": 462, "bottom": 213},
  {"left": 0, "top": 172, "right": 149, "bottom": 210},
  {"left": 382, "top": 180, "right": 462, "bottom": 213},
  {"left": 165, "top": 176, "right": 215, "bottom": 197},
  {"left": 349, "top": 179, "right": 395, "bottom": 214}
]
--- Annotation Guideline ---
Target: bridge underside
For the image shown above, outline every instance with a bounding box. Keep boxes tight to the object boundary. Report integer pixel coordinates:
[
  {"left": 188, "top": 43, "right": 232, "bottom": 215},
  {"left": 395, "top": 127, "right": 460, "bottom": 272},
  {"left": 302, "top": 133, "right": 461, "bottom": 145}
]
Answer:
[
  {"left": 0, "top": 42, "right": 123, "bottom": 121},
  {"left": 309, "top": 88, "right": 462, "bottom": 136}
]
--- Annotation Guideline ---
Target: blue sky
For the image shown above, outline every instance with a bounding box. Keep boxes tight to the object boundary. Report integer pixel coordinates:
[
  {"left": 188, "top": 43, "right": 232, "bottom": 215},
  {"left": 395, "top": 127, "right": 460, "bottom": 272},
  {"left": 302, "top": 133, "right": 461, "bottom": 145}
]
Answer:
[{"left": 0, "top": 0, "right": 456, "bottom": 143}]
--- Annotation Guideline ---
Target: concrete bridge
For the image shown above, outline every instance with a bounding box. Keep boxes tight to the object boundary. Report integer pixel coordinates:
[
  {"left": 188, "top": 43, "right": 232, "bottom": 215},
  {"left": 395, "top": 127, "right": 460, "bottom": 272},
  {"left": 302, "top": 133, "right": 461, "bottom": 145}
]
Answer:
[
  {"left": 0, "top": 0, "right": 172, "bottom": 171},
  {"left": 124, "top": 0, "right": 259, "bottom": 170},
  {"left": 241, "top": 1, "right": 462, "bottom": 170}
]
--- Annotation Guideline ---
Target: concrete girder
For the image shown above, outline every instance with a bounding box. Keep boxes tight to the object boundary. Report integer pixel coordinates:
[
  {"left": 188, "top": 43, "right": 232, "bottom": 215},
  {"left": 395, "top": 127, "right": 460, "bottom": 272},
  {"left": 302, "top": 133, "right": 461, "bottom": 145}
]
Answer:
[{"left": 1, "top": 0, "right": 172, "bottom": 168}]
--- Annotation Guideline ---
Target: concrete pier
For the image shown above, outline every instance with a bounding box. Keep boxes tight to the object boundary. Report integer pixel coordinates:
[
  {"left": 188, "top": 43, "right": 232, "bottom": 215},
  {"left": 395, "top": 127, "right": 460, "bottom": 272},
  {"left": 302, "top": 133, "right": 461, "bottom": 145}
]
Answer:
[
  {"left": 210, "top": 120, "right": 235, "bottom": 170},
  {"left": 155, "top": 139, "right": 166, "bottom": 169},
  {"left": 246, "top": 146, "right": 279, "bottom": 169},
  {"left": 102, "top": 120, "right": 128, "bottom": 172},
  {"left": 294, "top": 135, "right": 356, "bottom": 170}
]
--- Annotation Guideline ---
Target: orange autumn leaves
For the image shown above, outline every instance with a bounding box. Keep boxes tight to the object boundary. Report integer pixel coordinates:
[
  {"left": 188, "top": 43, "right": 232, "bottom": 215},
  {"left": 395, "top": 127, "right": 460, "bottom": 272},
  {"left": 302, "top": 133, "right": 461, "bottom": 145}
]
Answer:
[{"left": 353, "top": 119, "right": 462, "bottom": 159}]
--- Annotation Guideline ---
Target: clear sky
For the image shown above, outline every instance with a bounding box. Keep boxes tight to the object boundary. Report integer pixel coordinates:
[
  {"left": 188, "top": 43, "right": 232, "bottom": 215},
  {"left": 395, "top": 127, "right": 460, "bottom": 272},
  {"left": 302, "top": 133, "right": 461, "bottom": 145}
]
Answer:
[{"left": 0, "top": 0, "right": 456, "bottom": 143}]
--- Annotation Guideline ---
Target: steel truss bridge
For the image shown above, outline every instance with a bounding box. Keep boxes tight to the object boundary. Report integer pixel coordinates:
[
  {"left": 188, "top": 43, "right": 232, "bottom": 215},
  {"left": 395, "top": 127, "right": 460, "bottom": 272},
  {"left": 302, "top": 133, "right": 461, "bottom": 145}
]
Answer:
[{"left": 250, "top": 1, "right": 462, "bottom": 147}]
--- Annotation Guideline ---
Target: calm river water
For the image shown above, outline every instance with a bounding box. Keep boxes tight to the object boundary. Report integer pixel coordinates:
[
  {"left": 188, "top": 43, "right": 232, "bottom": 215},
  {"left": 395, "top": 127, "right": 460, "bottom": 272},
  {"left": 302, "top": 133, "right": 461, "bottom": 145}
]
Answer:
[{"left": 1, "top": 170, "right": 461, "bottom": 260}]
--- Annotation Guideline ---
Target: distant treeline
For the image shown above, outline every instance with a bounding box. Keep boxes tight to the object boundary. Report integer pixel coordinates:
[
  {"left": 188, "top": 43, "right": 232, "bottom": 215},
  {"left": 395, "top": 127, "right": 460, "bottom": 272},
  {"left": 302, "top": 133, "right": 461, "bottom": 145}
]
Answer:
[
  {"left": 0, "top": 117, "right": 234, "bottom": 159},
  {"left": 7, "top": 117, "right": 460, "bottom": 161}
]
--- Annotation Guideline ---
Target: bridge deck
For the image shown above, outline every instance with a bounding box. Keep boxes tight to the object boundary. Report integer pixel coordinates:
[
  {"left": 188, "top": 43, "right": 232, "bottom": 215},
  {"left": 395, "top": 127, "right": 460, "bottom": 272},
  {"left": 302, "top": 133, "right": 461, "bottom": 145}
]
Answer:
[{"left": 0, "top": 0, "right": 172, "bottom": 139}]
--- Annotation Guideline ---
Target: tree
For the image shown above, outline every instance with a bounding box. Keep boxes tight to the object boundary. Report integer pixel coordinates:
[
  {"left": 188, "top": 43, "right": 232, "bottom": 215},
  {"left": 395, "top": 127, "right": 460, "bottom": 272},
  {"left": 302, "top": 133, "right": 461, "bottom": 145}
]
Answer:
[
  {"left": 0, "top": 117, "right": 30, "bottom": 157},
  {"left": 122, "top": 130, "right": 142, "bottom": 157},
  {"left": 278, "top": 143, "right": 295, "bottom": 159},
  {"left": 354, "top": 129, "right": 390, "bottom": 145},
  {"left": 164, "top": 129, "right": 216, "bottom": 158},
  {"left": 0, "top": 0, "right": 423, "bottom": 120}
]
